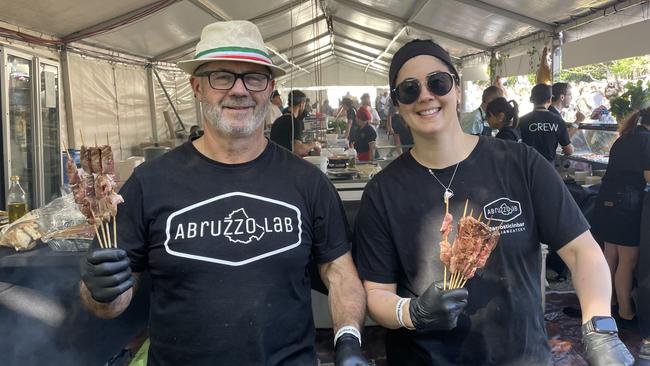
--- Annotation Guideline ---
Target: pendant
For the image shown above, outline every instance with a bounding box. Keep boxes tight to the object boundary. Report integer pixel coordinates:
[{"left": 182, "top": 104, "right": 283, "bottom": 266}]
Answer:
[{"left": 443, "top": 189, "right": 454, "bottom": 204}]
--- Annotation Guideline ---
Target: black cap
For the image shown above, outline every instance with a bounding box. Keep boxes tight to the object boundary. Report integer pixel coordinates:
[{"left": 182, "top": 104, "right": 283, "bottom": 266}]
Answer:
[
  {"left": 271, "top": 90, "right": 280, "bottom": 98},
  {"left": 389, "top": 39, "right": 458, "bottom": 104}
]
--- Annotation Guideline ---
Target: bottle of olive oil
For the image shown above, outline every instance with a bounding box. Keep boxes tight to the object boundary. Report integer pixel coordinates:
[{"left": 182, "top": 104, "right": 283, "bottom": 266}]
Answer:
[{"left": 7, "top": 175, "right": 28, "bottom": 223}]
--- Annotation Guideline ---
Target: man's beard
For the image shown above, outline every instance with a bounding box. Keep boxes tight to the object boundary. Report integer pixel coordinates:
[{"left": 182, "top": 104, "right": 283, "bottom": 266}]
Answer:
[{"left": 202, "top": 96, "right": 269, "bottom": 137}]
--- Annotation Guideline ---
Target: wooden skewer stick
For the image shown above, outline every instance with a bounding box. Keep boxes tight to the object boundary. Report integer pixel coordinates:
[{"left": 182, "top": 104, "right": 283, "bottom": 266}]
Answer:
[
  {"left": 460, "top": 278, "right": 468, "bottom": 288},
  {"left": 443, "top": 266, "right": 447, "bottom": 290},
  {"left": 104, "top": 221, "right": 112, "bottom": 249},
  {"left": 453, "top": 272, "right": 460, "bottom": 289},
  {"left": 462, "top": 199, "right": 469, "bottom": 218},
  {"left": 93, "top": 223, "right": 104, "bottom": 249},
  {"left": 445, "top": 198, "right": 449, "bottom": 215},
  {"left": 106, "top": 132, "right": 110, "bottom": 146},
  {"left": 451, "top": 272, "right": 458, "bottom": 289},
  {"left": 79, "top": 129, "right": 85, "bottom": 146},
  {"left": 100, "top": 219, "right": 110, "bottom": 249},
  {"left": 469, "top": 209, "right": 474, "bottom": 218},
  {"left": 112, "top": 215, "right": 117, "bottom": 248},
  {"left": 62, "top": 141, "right": 72, "bottom": 159},
  {"left": 477, "top": 212, "right": 483, "bottom": 222},
  {"left": 94, "top": 134, "right": 98, "bottom": 147}
]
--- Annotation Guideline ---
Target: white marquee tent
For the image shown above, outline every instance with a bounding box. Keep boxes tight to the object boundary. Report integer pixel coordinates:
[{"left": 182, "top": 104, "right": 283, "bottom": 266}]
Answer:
[{"left": 1, "top": 0, "right": 649, "bottom": 160}]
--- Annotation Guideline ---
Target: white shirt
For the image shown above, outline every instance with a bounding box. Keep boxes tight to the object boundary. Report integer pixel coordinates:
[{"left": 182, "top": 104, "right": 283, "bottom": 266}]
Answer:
[{"left": 460, "top": 107, "right": 486, "bottom": 135}]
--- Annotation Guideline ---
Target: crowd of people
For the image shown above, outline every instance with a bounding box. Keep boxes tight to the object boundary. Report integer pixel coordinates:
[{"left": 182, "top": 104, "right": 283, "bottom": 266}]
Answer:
[{"left": 78, "top": 19, "right": 649, "bottom": 366}]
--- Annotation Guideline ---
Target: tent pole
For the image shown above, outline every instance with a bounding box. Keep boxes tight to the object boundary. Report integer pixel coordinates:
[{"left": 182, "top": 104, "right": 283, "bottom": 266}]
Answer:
[
  {"left": 60, "top": 47, "right": 76, "bottom": 149},
  {"left": 146, "top": 65, "right": 159, "bottom": 142}
]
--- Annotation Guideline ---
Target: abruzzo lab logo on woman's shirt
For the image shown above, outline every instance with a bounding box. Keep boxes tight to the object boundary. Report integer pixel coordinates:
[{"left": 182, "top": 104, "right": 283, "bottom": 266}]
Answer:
[
  {"left": 164, "top": 192, "right": 302, "bottom": 266},
  {"left": 483, "top": 197, "right": 527, "bottom": 235}
]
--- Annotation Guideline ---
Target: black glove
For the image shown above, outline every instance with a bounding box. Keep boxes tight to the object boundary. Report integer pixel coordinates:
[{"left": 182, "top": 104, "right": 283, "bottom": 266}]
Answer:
[
  {"left": 334, "top": 334, "right": 369, "bottom": 366},
  {"left": 408, "top": 282, "right": 468, "bottom": 331},
  {"left": 583, "top": 332, "right": 634, "bottom": 366},
  {"left": 81, "top": 248, "right": 134, "bottom": 303}
]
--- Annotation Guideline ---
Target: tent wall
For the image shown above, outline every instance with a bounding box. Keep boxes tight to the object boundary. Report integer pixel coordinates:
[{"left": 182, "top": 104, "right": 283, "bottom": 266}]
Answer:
[
  {"left": 67, "top": 54, "right": 152, "bottom": 160},
  {"left": 152, "top": 69, "right": 197, "bottom": 140},
  {"left": 280, "top": 61, "right": 388, "bottom": 88}
]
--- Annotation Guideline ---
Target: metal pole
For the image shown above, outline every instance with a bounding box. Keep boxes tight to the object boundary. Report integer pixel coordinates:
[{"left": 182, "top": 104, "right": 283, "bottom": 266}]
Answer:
[
  {"left": 146, "top": 65, "right": 159, "bottom": 142},
  {"left": 151, "top": 66, "right": 186, "bottom": 132}
]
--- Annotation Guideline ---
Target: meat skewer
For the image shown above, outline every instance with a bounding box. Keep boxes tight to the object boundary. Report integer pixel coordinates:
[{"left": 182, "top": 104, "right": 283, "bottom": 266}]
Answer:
[{"left": 437, "top": 199, "right": 501, "bottom": 290}]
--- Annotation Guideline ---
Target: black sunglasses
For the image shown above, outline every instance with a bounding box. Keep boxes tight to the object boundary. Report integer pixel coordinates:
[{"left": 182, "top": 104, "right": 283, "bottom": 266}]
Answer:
[{"left": 392, "top": 71, "right": 458, "bottom": 105}]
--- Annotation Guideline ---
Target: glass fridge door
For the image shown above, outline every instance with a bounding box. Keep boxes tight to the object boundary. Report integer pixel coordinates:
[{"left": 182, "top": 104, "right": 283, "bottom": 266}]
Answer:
[
  {"left": 40, "top": 62, "right": 62, "bottom": 203},
  {"left": 6, "top": 53, "right": 36, "bottom": 211}
]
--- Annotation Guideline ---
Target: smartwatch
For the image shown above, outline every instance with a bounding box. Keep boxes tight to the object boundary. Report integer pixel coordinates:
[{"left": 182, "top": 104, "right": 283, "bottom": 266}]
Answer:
[{"left": 581, "top": 316, "right": 618, "bottom": 337}]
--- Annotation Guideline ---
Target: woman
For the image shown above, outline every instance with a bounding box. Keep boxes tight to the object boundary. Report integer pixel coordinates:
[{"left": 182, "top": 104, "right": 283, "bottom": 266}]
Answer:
[
  {"left": 353, "top": 39, "right": 632, "bottom": 365},
  {"left": 592, "top": 107, "right": 650, "bottom": 326},
  {"left": 486, "top": 97, "right": 520, "bottom": 142}
]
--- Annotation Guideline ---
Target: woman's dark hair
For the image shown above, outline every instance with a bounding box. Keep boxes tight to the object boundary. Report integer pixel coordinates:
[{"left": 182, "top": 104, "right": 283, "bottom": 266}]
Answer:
[
  {"left": 486, "top": 97, "right": 519, "bottom": 128},
  {"left": 618, "top": 107, "right": 650, "bottom": 135}
]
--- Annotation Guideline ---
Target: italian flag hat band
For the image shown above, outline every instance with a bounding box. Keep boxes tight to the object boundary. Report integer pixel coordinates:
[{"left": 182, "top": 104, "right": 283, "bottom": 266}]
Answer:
[{"left": 195, "top": 46, "right": 272, "bottom": 65}]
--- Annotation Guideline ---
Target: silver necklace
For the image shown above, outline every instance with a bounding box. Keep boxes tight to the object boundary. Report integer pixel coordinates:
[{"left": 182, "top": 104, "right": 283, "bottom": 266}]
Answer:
[{"left": 428, "top": 163, "right": 460, "bottom": 204}]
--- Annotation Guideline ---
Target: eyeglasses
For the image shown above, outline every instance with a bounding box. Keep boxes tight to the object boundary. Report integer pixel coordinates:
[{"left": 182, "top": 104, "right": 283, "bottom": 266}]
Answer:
[
  {"left": 194, "top": 70, "right": 271, "bottom": 92},
  {"left": 392, "top": 71, "right": 458, "bottom": 105}
]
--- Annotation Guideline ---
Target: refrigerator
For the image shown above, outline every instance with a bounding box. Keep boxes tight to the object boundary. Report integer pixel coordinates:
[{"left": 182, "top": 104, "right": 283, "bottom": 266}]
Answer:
[{"left": 1, "top": 47, "right": 62, "bottom": 210}]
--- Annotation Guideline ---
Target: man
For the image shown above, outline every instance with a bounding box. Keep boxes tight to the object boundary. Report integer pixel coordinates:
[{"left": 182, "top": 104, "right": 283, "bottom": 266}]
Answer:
[
  {"left": 551, "top": 82, "right": 585, "bottom": 135},
  {"left": 351, "top": 108, "right": 377, "bottom": 161},
  {"left": 79, "top": 20, "right": 368, "bottom": 366},
  {"left": 264, "top": 89, "right": 283, "bottom": 128},
  {"left": 270, "top": 90, "right": 321, "bottom": 156},
  {"left": 340, "top": 97, "right": 358, "bottom": 143},
  {"left": 519, "top": 83, "right": 573, "bottom": 162},
  {"left": 386, "top": 100, "right": 414, "bottom": 154},
  {"left": 460, "top": 85, "right": 503, "bottom": 135}
]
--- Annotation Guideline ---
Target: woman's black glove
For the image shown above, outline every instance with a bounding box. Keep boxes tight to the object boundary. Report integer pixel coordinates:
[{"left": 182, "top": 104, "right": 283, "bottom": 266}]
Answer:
[
  {"left": 408, "top": 283, "right": 468, "bottom": 331},
  {"left": 583, "top": 333, "right": 634, "bottom": 366},
  {"left": 334, "top": 334, "right": 369, "bottom": 366},
  {"left": 81, "top": 248, "right": 134, "bottom": 303}
]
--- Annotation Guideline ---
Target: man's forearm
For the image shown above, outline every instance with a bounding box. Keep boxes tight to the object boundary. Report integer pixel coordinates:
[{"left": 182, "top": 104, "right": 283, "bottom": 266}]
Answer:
[
  {"left": 79, "top": 273, "right": 139, "bottom": 319},
  {"left": 321, "top": 253, "right": 366, "bottom": 331}
]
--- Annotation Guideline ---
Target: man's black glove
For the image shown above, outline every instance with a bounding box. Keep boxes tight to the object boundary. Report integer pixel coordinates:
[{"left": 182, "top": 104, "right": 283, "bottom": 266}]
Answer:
[
  {"left": 408, "top": 282, "right": 468, "bottom": 331},
  {"left": 583, "top": 332, "right": 634, "bottom": 366},
  {"left": 334, "top": 334, "right": 369, "bottom": 366},
  {"left": 81, "top": 248, "right": 134, "bottom": 303}
]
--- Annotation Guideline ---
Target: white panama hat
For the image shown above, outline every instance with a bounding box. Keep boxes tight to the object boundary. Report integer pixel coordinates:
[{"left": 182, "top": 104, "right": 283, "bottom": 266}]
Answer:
[{"left": 177, "top": 20, "right": 286, "bottom": 77}]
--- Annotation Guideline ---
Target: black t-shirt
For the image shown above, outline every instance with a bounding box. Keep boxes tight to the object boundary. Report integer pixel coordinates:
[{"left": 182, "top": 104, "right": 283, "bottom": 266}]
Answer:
[
  {"left": 601, "top": 126, "right": 650, "bottom": 192},
  {"left": 351, "top": 123, "right": 377, "bottom": 153},
  {"left": 115, "top": 141, "right": 350, "bottom": 366},
  {"left": 353, "top": 137, "right": 589, "bottom": 366},
  {"left": 270, "top": 114, "right": 303, "bottom": 152},
  {"left": 347, "top": 107, "right": 359, "bottom": 142},
  {"left": 519, "top": 110, "right": 571, "bottom": 162},
  {"left": 495, "top": 126, "right": 521, "bottom": 142},
  {"left": 389, "top": 104, "right": 414, "bottom": 148}
]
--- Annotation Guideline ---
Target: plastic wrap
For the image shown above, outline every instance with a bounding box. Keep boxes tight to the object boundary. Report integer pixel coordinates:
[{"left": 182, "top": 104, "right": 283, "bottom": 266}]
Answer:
[{"left": 0, "top": 193, "right": 94, "bottom": 252}]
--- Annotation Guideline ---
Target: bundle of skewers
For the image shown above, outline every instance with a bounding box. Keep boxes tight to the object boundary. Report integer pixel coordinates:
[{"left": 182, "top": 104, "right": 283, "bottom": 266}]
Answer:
[
  {"left": 64, "top": 131, "right": 123, "bottom": 249},
  {"left": 439, "top": 200, "right": 500, "bottom": 290}
]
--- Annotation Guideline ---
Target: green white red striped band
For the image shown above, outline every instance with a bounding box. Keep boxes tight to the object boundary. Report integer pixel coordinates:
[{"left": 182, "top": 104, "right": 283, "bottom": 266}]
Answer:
[{"left": 195, "top": 46, "right": 272, "bottom": 65}]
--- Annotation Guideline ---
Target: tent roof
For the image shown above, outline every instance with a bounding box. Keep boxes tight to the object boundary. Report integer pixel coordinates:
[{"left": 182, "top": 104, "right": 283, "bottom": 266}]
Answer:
[{"left": 0, "top": 0, "right": 647, "bottom": 77}]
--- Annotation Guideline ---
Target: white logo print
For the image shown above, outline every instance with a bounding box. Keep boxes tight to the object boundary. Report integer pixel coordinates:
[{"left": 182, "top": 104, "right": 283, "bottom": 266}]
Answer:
[
  {"left": 483, "top": 197, "right": 522, "bottom": 223},
  {"left": 164, "top": 192, "right": 302, "bottom": 266}
]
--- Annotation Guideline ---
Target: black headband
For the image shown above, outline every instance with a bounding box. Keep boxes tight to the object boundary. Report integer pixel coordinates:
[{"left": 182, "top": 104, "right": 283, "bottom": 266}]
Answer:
[{"left": 388, "top": 40, "right": 458, "bottom": 104}]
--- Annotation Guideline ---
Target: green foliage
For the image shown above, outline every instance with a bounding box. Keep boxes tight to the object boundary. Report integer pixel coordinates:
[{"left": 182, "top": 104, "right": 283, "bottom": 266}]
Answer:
[
  {"left": 328, "top": 117, "right": 347, "bottom": 134},
  {"left": 558, "top": 56, "right": 650, "bottom": 82},
  {"left": 608, "top": 80, "right": 650, "bottom": 121}
]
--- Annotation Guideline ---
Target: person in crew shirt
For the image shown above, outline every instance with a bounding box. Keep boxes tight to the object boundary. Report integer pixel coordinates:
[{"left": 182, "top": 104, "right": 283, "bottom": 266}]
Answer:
[
  {"left": 270, "top": 90, "right": 320, "bottom": 156},
  {"left": 519, "top": 83, "right": 573, "bottom": 162},
  {"left": 351, "top": 107, "right": 377, "bottom": 161},
  {"left": 550, "top": 82, "right": 585, "bottom": 136}
]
